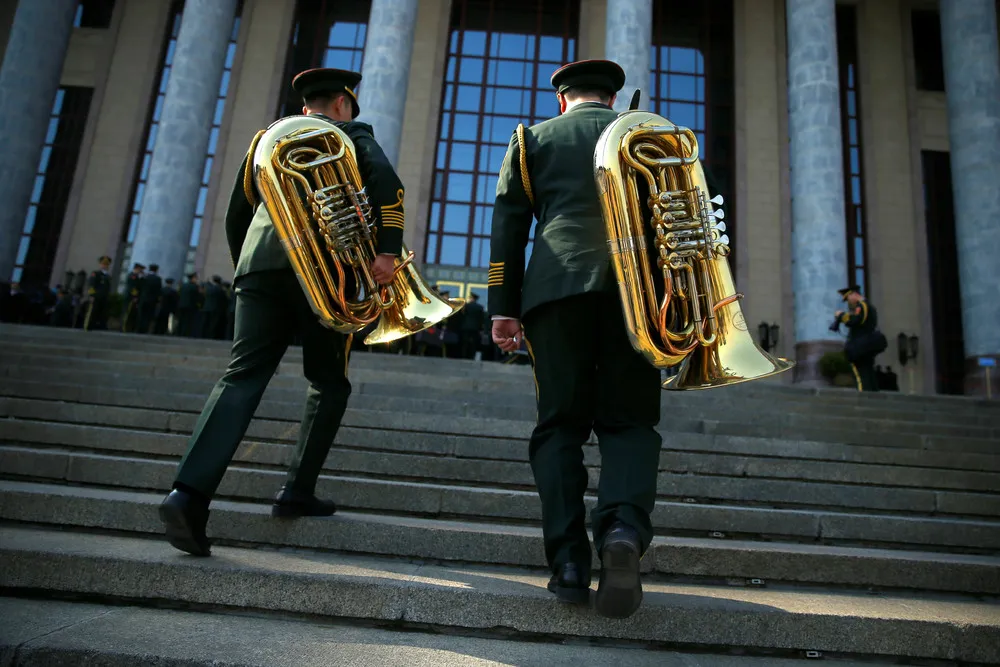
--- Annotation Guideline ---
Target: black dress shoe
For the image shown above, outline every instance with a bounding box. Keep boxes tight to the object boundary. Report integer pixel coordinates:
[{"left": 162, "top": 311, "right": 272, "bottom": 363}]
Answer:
[
  {"left": 159, "top": 489, "right": 211, "bottom": 557},
  {"left": 595, "top": 522, "right": 643, "bottom": 619},
  {"left": 272, "top": 485, "right": 337, "bottom": 518},
  {"left": 546, "top": 562, "right": 591, "bottom": 605}
]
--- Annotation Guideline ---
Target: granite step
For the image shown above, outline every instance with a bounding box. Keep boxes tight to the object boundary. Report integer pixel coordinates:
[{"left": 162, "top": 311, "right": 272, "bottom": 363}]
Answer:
[
  {"left": 4, "top": 413, "right": 998, "bottom": 519},
  {"left": 5, "top": 346, "right": 1000, "bottom": 434},
  {"left": 1, "top": 527, "right": 997, "bottom": 663},
  {"left": 3, "top": 441, "right": 997, "bottom": 552},
  {"left": 6, "top": 597, "right": 883, "bottom": 667},
  {"left": 3, "top": 322, "right": 996, "bottom": 416},
  {"left": 2, "top": 481, "right": 996, "bottom": 595},
  {"left": 4, "top": 373, "right": 998, "bottom": 455}
]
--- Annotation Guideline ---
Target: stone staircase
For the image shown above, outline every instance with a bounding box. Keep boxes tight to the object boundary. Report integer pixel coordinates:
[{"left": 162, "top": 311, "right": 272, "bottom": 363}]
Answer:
[{"left": 0, "top": 322, "right": 998, "bottom": 666}]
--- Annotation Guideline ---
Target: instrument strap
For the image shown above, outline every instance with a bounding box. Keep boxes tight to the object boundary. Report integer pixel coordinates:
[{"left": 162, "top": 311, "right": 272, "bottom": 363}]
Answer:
[{"left": 515, "top": 123, "right": 535, "bottom": 207}]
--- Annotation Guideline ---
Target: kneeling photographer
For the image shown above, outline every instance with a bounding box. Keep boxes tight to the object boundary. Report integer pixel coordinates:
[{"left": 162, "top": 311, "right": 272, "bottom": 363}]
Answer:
[{"left": 829, "top": 285, "right": 887, "bottom": 392}]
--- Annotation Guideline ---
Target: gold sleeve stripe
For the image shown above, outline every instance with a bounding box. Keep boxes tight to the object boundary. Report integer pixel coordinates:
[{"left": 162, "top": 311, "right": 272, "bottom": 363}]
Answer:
[
  {"left": 487, "top": 270, "right": 503, "bottom": 279},
  {"left": 383, "top": 221, "right": 405, "bottom": 230},
  {"left": 243, "top": 129, "right": 266, "bottom": 208},
  {"left": 487, "top": 279, "right": 503, "bottom": 287},
  {"left": 489, "top": 261, "right": 504, "bottom": 267},
  {"left": 516, "top": 124, "right": 534, "bottom": 207},
  {"left": 383, "top": 188, "right": 404, "bottom": 211}
]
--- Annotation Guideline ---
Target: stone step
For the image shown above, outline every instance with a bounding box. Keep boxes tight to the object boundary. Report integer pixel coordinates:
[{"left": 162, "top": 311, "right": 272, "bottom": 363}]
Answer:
[
  {"left": 3, "top": 439, "right": 997, "bottom": 551},
  {"left": 4, "top": 322, "right": 996, "bottom": 415},
  {"left": 1, "top": 527, "right": 997, "bottom": 663},
  {"left": 7, "top": 597, "right": 874, "bottom": 667},
  {"left": 2, "top": 481, "right": 996, "bottom": 595},
  {"left": 6, "top": 344, "right": 1000, "bottom": 434},
  {"left": 4, "top": 375, "right": 998, "bottom": 457},
  {"left": 4, "top": 409, "right": 998, "bottom": 519}
]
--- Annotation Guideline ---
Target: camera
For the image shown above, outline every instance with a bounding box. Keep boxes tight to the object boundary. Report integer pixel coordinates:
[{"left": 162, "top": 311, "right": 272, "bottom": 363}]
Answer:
[{"left": 828, "top": 318, "right": 841, "bottom": 333}]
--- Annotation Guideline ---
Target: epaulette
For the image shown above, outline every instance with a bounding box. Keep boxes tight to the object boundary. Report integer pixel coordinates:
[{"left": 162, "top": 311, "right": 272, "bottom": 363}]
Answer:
[{"left": 515, "top": 124, "right": 534, "bottom": 207}]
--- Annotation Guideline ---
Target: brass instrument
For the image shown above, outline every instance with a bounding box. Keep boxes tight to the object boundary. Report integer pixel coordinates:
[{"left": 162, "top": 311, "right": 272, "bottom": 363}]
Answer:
[
  {"left": 252, "top": 115, "right": 463, "bottom": 345},
  {"left": 594, "top": 111, "right": 794, "bottom": 390}
]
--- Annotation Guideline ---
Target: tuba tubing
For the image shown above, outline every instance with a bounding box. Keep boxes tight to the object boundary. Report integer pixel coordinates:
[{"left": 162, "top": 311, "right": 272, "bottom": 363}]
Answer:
[{"left": 594, "top": 110, "right": 794, "bottom": 390}]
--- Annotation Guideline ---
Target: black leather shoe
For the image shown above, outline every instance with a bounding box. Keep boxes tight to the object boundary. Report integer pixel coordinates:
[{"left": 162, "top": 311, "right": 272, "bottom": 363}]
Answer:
[
  {"left": 272, "top": 485, "right": 337, "bottom": 518},
  {"left": 595, "top": 522, "right": 643, "bottom": 618},
  {"left": 159, "top": 488, "right": 211, "bottom": 557},
  {"left": 546, "top": 562, "right": 591, "bottom": 605}
]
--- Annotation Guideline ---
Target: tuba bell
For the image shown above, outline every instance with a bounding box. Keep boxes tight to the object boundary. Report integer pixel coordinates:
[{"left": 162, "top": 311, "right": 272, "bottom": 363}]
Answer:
[
  {"left": 594, "top": 110, "right": 794, "bottom": 390},
  {"left": 251, "top": 115, "right": 463, "bottom": 345}
]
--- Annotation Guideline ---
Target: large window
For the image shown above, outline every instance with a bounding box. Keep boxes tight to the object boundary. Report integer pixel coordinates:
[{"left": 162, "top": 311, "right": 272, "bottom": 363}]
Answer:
[
  {"left": 425, "top": 0, "right": 578, "bottom": 268},
  {"left": 11, "top": 87, "right": 93, "bottom": 286},
  {"left": 120, "top": 0, "right": 241, "bottom": 285},
  {"left": 837, "top": 5, "right": 868, "bottom": 295},
  {"left": 277, "top": 0, "right": 371, "bottom": 118},
  {"left": 649, "top": 0, "right": 735, "bottom": 266}
]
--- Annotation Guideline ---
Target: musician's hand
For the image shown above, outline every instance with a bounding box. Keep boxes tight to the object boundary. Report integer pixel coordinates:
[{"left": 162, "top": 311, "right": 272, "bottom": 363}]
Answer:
[
  {"left": 371, "top": 254, "right": 396, "bottom": 285},
  {"left": 834, "top": 310, "right": 844, "bottom": 318},
  {"left": 492, "top": 319, "right": 522, "bottom": 353}
]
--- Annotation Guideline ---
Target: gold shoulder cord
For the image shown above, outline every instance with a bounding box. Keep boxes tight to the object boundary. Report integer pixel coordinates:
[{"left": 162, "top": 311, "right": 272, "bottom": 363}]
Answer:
[
  {"left": 243, "top": 130, "right": 266, "bottom": 209},
  {"left": 516, "top": 123, "right": 534, "bottom": 207}
]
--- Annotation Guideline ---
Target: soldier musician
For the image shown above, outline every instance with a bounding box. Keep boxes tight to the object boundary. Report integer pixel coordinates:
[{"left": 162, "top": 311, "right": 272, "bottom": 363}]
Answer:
[
  {"left": 489, "top": 60, "right": 662, "bottom": 619},
  {"left": 158, "top": 68, "right": 406, "bottom": 557},
  {"left": 83, "top": 255, "right": 112, "bottom": 331}
]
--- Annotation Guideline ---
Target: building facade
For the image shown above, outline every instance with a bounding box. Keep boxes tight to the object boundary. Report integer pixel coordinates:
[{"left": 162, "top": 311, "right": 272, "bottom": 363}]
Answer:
[{"left": 1, "top": 0, "right": 998, "bottom": 396}]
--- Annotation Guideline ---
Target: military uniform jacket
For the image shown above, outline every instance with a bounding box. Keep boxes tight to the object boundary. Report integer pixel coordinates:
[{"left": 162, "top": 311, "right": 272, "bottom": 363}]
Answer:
[
  {"left": 839, "top": 299, "right": 878, "bottom": 340},
  {"left": 86, "top": 270, "right": 111, "bottom": 301},
  {"left": 203, "top": 283, "right": 225, "bottom": 312},
  {"left": 139, "top": 274, "right": 162, "bottom": 307},
  {"left": 488, "top": 102, "right": 619, "bottom": 319},
  {"left": 178, "top": 282, "right": 200, "bottom": 310},
  {"left": 228, "top": 113, "right": 406, "bottom": 279},
  {"left": 125, "top": 272, "right": 141, "bottom": 301}
]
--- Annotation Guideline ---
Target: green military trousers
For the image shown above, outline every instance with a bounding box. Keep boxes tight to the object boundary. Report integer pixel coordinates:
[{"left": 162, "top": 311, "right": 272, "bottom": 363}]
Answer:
[
  {"left": 851, "top": 356, "right": 879, "bottom": 392},
  {"left": 174, "top": 270, "right": 353, "bottom": 499},
  {"left": 521, "top": 292, "right": 662, "bottom": 574}
]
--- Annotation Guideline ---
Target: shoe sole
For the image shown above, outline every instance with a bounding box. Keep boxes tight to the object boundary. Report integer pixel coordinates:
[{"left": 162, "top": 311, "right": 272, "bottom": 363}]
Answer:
[
  {"left": 159, "top": 503, "right": 210, "bottom": 557},
  {"left": 548, "top": 582, "right": 591, "bottom": 605},
  {"left": 595, "top": 540, "right": 642, "bottom": 618}
]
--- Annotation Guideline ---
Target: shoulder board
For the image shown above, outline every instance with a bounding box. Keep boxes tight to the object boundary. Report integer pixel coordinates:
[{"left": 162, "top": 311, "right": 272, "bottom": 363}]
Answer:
[{"left": 515, "top": 123, "right": 534, "bottom": 207}]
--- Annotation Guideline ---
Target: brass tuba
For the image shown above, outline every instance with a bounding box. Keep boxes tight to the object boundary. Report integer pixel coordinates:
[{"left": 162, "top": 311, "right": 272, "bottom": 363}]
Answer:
[
  {"left": 594, "top": 111, "right": 794, "bottom": 390},
  {"left": 252, "top": 115, "right": 463, "bottom": 345}
]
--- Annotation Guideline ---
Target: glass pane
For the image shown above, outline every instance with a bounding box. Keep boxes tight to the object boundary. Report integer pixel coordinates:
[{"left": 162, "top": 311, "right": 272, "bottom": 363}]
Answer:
[
  {"left": 430, "top": 202, "right": 441, "bottom": 232},
  {"left": 22, "top": 206, "right": 37, "bottom": 234},
  {"left": 470, "top": 237, "right": 485, "bottom": 267},
  {"left": 436, "top": 141, "right": 448, "bottom": 169},
  {"left": 153, "top": 95, "right": 165, "bottom": 122},
  {"left": 447, "top": 172, "right": 473, "bottom": 202},
  {"left": 195, "top": 186, "right": 207, "bottom": 215},
  {"left": 443, "top": 84, "right": 454, "bottom": 109},
  {"left": 498, "top": 33, "right": 527, "bottom": 58},
  {"left": 140, "top": 154, "right": 152, "bottom": 181},
  {"left": 146, "top": 124, "right": 158, "bottom": 151},
  {"left": 463, "top": 31, "right": 487, "bottom": 56},
  {"left": 440, "top": 235, "right": 467, "bottom": 265},
  {"left": 202, "top": 157, "right": 213, "bottom": 185},
  {"left": 847, "top": 90, "right": 856, "bottom": 116},
  {"left": 495, "top": 59, "right": 527, "bottom": 86},
  {"left": 459, "top": 57, "right": 484, "bottom": 83},
  {"left": 455, "top": 85, "right": 481, "bottom": 112},
  {"left": 214, "top": 98, "right": 226, "bottom": 125},
  {"left": 219, "top": 70, "right": 231, "bottom": 97},
  {"left": 446, "top": 57, "right": 456, "bottom": 81},
  {"left": 190, "top": 217, "right": 202, "bottom": 246},
  {"left": 670, "top": 47, "right": 698, "bottom": 73},
  {"left": 225, "top": 43, "right": 237, "bottom": 69},
  {"left": 492, "top": 88, "right": 522, "bottom": 115},
  {"left": 30, "top": 175, "right": 45, "bottom": 204},
  {"left": 453, "top": 113, "right": 478, "bottom": 141},
  {"left": 15, "top": 235, "right": 31, "bottom": 264},
  {"left": 849, "top": 118, "right": 858, "bottom": 144},
  {"left": 449, "top": 142, "right": 475, "bottom": 171},
  {"left": 477, "top": 175, "right": 498, "bottom": 203},
  {"left": 474, "top": 205, "right": 492, "bottom": 235},
  {"left": 539, "top": 36, "right": 563, "bottom": 61},
  {"left": 668, "top": 102, "right": 698, "bottom": 129},
  {"left": 330, "top": 22, "right": 359, "bottom": 46},
  {"left": 207, "top": 127, "right": 220, "bottom": 155},
  {"left": 52, "top": 89, "right": 65, "bottom": 114},
  {"left": 45, "top": 118, "right": 59, "bottom": 144},
  {"left": 37, "top": 146, "right": 52, "bottom": 173},
  {"left": 10, "top": 267, "right": 23, "bottom": 283},
  {"left": 324, "top": 48, "right": 358, "bottom": 69},
  {"left": 440, "top": 112, "right": 451, "bottom": 139},
  {"left": 850, "top": 148, "right": 860, "bottom": 175},
  {"left": 450, "top": 31, "right": 458, "bottom": 53},
  {"left": 159, "top": 67, "right": 171, "bottom": 94},
  {"left": 166, "top": 41, "right": 176, "bottom": 66},
  {"left": 134, "top": 183, "right": 145, "bottom": 210},
  {"left": 856, "top": 208, "right": 863, "bottom": 235},
  {"left": 443, "top": 204, "right": 470, "bottom": 233},
  {"left": 425, "top": 233, "right": 439, "bottom": 263},
  {"left": 669, "top": 74, "right": 697, "bottom": 100},
  {"left": 852, "top": 175, "right": 861, "bottom": 205},
  {"left": 854, "top": 236, "right": 864, "bottom": 265}
]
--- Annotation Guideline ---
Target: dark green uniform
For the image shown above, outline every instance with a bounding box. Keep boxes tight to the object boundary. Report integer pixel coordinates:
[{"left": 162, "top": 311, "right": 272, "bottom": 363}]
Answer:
[
  {"left": 137, "top": 272, "right": 162, "bottom": 334},
  {"left": 201, "top": 279, "right": 225, "bottom": 339},
  {"left": 122, "top": 270, "right": 142, "bottom": 332},
  {"left": 177, "top": 280, "right": 200, "bottom": 337},
  {"left": 83, "top": 269, "right": 111, "bottom": 331},
  {"left": 488, "top": 101, "right": 662, "bottom": 575},
  {"left": 840, "top": 299, "right": 879, "bottom": 392},
  {"left": 156, "top": 283, "right": 178, "bottom": 335},
  {"left": 172, "top": 110, "right": 406, "bottom": 501}
]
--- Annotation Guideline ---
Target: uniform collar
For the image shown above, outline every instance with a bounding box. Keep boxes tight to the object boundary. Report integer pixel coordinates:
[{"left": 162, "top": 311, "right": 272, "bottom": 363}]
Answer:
[{"left": 566, "top": 101, "right": 614, "bottom": 113}]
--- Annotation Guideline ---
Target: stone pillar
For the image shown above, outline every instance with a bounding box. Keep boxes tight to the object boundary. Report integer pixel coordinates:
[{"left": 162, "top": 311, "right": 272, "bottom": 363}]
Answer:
[
  {"left": 785, "top": 0, "right": 848, "bottom": 384},
  {"left": 939, "top": 0, "right": 1000, "bottom": 395},
  {"left": 604, "top": 0, "right": 652, "bottom": 112},
  {"left": 129, "top": 0, "right": 238, "bottom": 283},
  {"left": 0, "top": 0, "right": 78, "bottom": 281},
  {"left": 356, "top": 0, "right": 419, "bottom": 168}
]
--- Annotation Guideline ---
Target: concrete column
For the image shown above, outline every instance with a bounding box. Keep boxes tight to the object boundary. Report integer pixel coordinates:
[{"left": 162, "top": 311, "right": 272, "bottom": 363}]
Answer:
[
  {"left": 604, "top": 0, "right": 652, "bottom": 112},
  {"left": 939, "top": 0, "right": 1000, "bottom": 395},
  {"left": 129, "top": 0, "right": 238, "bottom": 283},
  {"left": 356, "top": 0, "right": 419, "bottom": 168},
  {"left": 0, "top": 0, "right": 78, "bottom": 280},
  {"left": 785, "top": 0, "right": 848, "bottom": 384}
]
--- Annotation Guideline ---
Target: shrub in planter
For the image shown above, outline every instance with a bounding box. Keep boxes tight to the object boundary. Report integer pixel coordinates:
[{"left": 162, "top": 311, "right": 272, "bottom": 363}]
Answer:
[{"left": 819, "top": 351, "right": 854, "bottom": 386}]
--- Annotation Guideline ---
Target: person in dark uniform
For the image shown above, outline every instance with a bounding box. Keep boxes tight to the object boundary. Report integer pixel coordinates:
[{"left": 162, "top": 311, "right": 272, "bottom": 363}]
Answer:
[
  {"left": 137, "top": 263, "right": 163, "bottom": 334},
  {"left": 460, "top": 292, "right": 486, "bottom": 359},
  {"left": 835, "top": 285, "right": 881, "bottom": 392},
  {"left": 83, "top": 256, "right": 113, "bottom": 331},
  {"left": 201, "top": 275, "right": 226, "bottom": 339},
  {"left": 488, "top": 60, "right": 661, "bottom": 619},
  {"left": 159, "top": 68, "right": 405, "bottom": 557},
  {"left": 121, "top": 263, "right": 145, "bottom": 332},
  {"left": 49, "top": 288, "right": 74, "bottom": 327},
  {"left": 155, "top": 278, "right": 178, "bottom": 335},
  {"left": 176, "top": 273, "right": 200, "bottom": 337}
]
